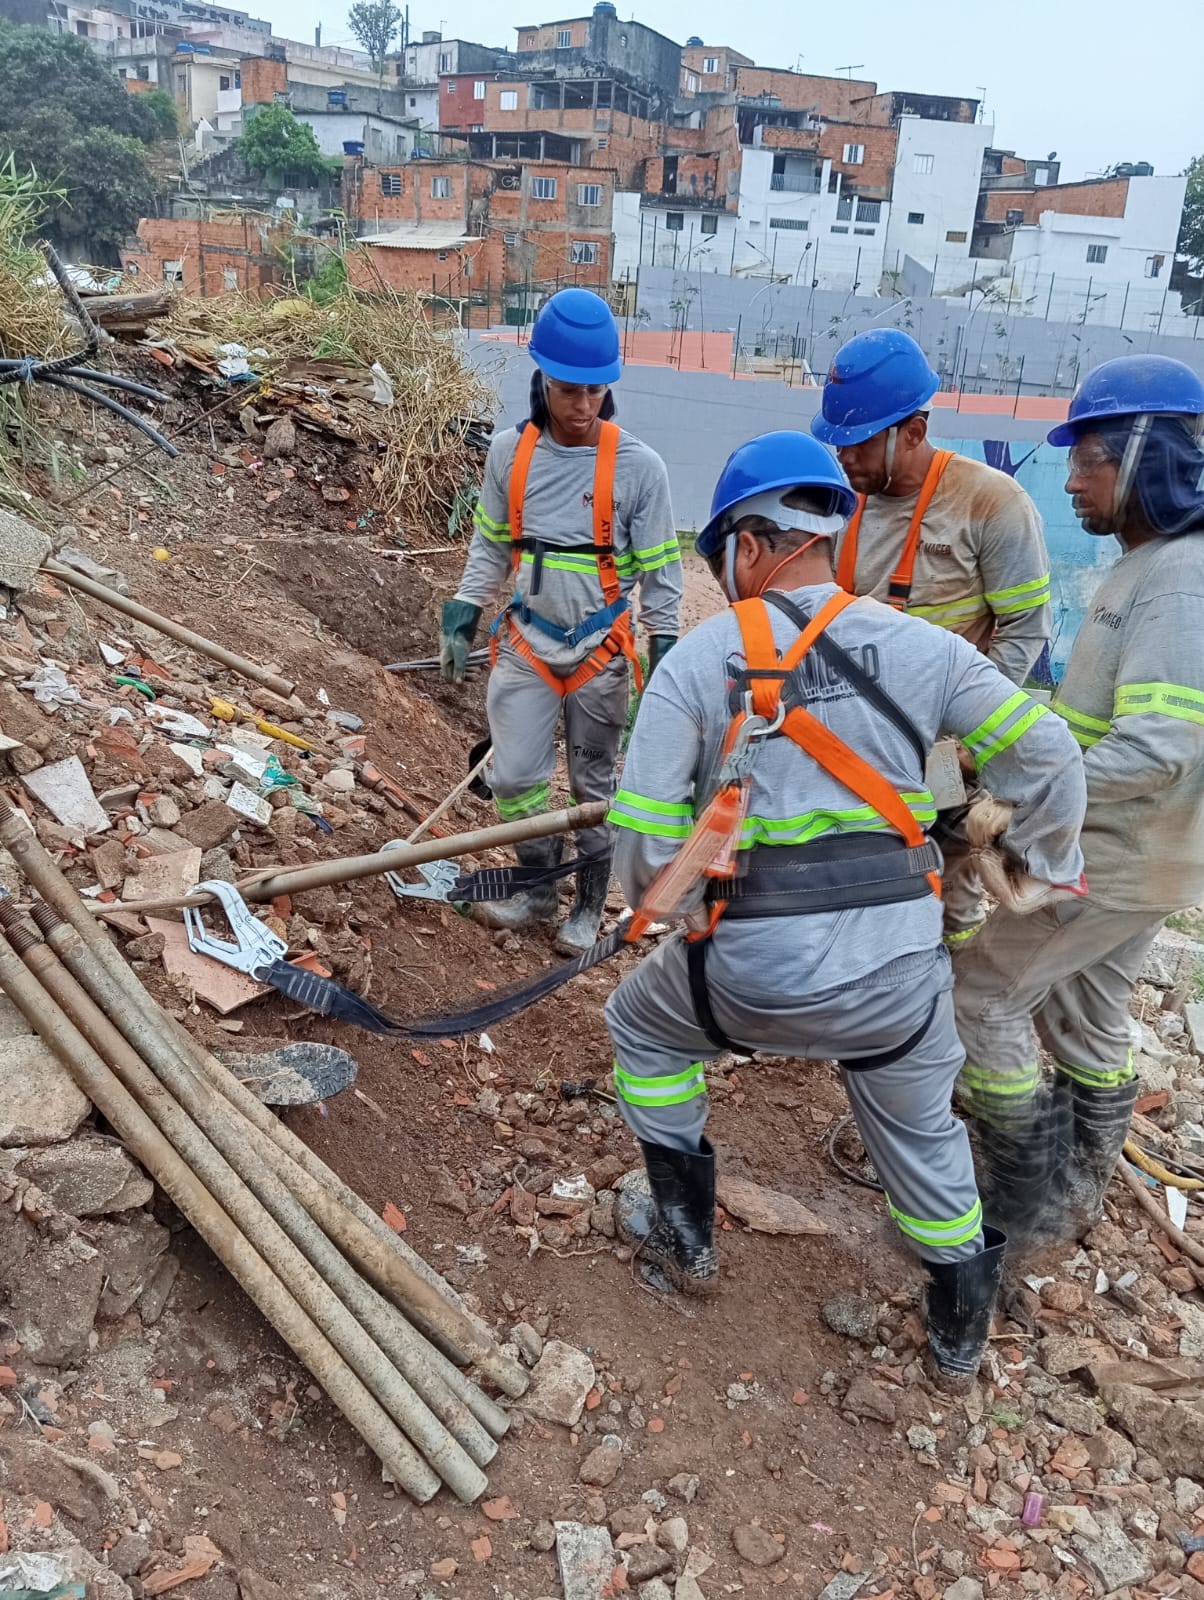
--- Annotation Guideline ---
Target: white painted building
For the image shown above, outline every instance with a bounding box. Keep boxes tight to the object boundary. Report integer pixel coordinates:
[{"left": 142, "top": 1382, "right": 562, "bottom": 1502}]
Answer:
[{"left": 883, "top": 115, "right": 994, "bottom": 290}]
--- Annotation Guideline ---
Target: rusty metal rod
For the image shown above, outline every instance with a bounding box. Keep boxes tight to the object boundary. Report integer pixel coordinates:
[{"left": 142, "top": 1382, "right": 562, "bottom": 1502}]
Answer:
[
  {"left": 20, "top": 909, "right": 491, "bottom": 1498},
  {"left": 0, "top": 798, "right": 526, "bottom": 1405},
  {"left": 0, "top": 927, "right": 440, "bottom": 1501},
  {"left": 44, "top": 558, "right": 296, "bottom": 699},
  {"left": 90, "top": 802, "right": 609, "bottom": 916}
]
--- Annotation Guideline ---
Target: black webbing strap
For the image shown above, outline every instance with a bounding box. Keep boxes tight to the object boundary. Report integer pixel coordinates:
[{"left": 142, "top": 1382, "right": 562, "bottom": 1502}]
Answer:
[
  {"left": 762, "top": 590, "right": 927, "bottom": 770},
  {"left": 450, "top": 852, "right": 609, "bottom": 904},
  {"left": 686, "top": 937, "right": 749, "bottom": 1055},
  {"left": 838, "top": 992, "right": 940, "bottom": 1074}
]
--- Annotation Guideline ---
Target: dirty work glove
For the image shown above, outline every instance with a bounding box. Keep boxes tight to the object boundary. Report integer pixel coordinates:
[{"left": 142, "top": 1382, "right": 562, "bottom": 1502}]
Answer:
[
  {"left": 966, "top": 794, "right": 1087, "bottom": 915},
  {"left": 647, "top": 634, "right": 677, "bottom": 679},
  {"left": 439, "top": 599, "right": 482, "bottom": 684}
]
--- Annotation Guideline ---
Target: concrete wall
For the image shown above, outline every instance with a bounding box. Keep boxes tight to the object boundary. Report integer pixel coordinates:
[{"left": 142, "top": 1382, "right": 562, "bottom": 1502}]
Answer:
[
  {"left": 296, "top": 110, "right": 412, "bottom": 162},
  {"left": 884, "top": 116, "right": 992, "bottom": 277},
  {"left": 465, "top": 330, "right": 1107, "bottom": 676}
]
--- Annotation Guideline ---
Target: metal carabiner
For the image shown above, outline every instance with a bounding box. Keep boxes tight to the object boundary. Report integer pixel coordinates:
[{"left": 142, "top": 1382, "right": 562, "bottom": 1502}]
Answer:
[
  {"left": 380, "top": 845, "right": 461, "bottom": 903},
  {"left": 184, "top": 879, "right": 288, "bottom": 979}
]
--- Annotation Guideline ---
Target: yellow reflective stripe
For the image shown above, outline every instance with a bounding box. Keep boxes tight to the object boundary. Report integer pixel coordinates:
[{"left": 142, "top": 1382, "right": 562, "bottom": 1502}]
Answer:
[
  {"left": 495, "top": 782, "right": 550, "bottom": 821},
  {"left": 632, "top": 548, "right": 680, "bottom": 574},
  {"left": 942, "top": 923, "right": 984, "bottom": 947},
  {"left": 975, "top": 703, "right": 1049, "bottom": 769},
  {"left": 991, "top": 584, "right": 1052, "bottom": 617},
  {"left": 985, "top": 574, "right": 1052, "bottom": 604},
  {"left": 1053, "top": 698, "right": 1110, "bottom": 749},
  {"left": 909, "top": 593, "right": 990, "bottom": 624},
  {"left": 888, "top": 1196, "right": 983, "bottom": 1248},
  {"left": 613, "top": 789, "right": 692, "bottom": 819},
  {"left": 634, "top": 537, "right": 682, "bottom": 569},
  {"left": 1053, "top": 1051, "right": 1134, "bottom": 1090},
  {"left": 965, "top": 691, "right": 1028, "bottom": 749},
  {"left": 613, "top": 1061, "right": 708, "bottom": 1107},
  {"left": 737, "top": 792, "right": 936, "bottom": 849},
  {"left": 1114, "top": 681, "right": 1204, "bottom": 729},
  {"left": 959, "top": 1062, "right": 1041, "bottom": 1096},
  {"left": 474, "top": 505, "right": 511, "bottom": 544},
  {"left": 519, "top": 551, "right": 637, "bottom": 575},
  {"left": 608, "top": 789, "right": 693, "bottom": 839}
]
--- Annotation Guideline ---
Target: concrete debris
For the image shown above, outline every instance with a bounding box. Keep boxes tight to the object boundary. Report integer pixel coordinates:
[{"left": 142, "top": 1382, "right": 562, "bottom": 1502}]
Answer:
[
  {"left": 219, "top": 1042, "right": 359, "bottom": 1105},
  {"left": 227, "top": 779, "right": 273, "bottom": 827},
  {"left": 716, "top": 1173, "right": 828, "bottom": 1234},
  {"left": 842, "top": 1372, "right": 897, "bottom": 1424},
  {"left": 667, "top": 1473, "right": 700, "bottom": 1503},
  {"left": 1103, "top": 1381, "right": 1204, "bottom": 1478},
  {"left": 0, "top": 991, "right": 33, "bottom": 1039},
  {"left": 121, "top": 845, "right": 202, "bottom": 905},
  {"left": 0, "top": 509, "right": 52, "bottom": 593},
  {"left": 637, "top": 1581, "right": 673, "bottom": 1600},
  {"left": 942, "top": 1582, "right": 984, "bottom": 1600},
  {"left": 657, "top": 1516, "right": 689, "bottom": 1554},
  {"left": 1070, "top": 1522, "right": 1154, "bottom": 1592},
  {"left": 822, "top": 1295, "right": 879, "bottom": 1343},
  {"left": 147, "top": 915, "right": 272, "bottom": 1014},
  {"left": 578, "top": 1440, "right": 623, "bottom": 1488},
  {"left": 524, "top": 1340, "right": 596, "bottom": 1428},
  {"left": 95, "top": 1211, "right": 171, "bottom": 1318},
  {"left": 817, "top": 1573, "right": 870, "bottom": 1600},
  {"left": 11, "top": 1137, "right": 153, "bottom": 1216},
  {"left": 1143, "top": 928, "right": 1204, "bottom": 989},
  {"left": 22, "top": 755, "right": 111, "bottom": 835},
  {"left": 0, "top": 1035, "right": 91, "bottom": 1146},
  {"left": 510, "top": 1321, "right": 544, "bottom": 1366},
  {"left": 555, "top": 1520, "right": 617, "bottom": 1600},
  {"left": 174, "top": 799, "right": 239, "bottom": 851}
]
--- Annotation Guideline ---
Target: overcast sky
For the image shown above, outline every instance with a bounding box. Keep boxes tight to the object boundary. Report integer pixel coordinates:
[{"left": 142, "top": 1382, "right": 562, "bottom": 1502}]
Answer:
[{"left": 259, "top": 0, "right": 1201, "bottom": 184}]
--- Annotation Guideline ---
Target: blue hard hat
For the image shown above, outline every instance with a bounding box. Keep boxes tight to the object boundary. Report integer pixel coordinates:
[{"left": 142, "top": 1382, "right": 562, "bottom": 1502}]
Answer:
[
  {"left": 528, "top": 287, "right": 622, "bottom": 385},
  {"left": 1047, "top": 355, "right": 1204, "bottom": 446},
  {"left": 811, "top": 328, "right": 940, "bottom": 447},
  {"left": 697, "top": 431, "right": 857, "bottom": 558}
]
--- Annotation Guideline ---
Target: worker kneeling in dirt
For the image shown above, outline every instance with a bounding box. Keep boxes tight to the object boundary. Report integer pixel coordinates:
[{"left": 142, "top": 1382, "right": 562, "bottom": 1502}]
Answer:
[
  {"left": 603, "top": 430, "right": 1085, "bottom": 1385},
  {"left": 956, "top": 355, "right": 1204, "bottom": 1249},
  {"left": 439, "top": 288, "right": 681, "bottom": 955},
  {"left": 813, "top": 329, "right": 1052, "bottom": 952}
]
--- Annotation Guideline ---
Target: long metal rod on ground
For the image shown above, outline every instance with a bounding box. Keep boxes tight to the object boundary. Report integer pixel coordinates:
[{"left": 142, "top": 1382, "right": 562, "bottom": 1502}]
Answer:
[
  {"left": 22, "top": 907, "right": 492, "bottom": 1498},
  {"left": 43, "top": 559, "right": 297, "bottom": 700},
  {"left": 0, "top": 798, "right": 526, "bottom": 1409},
  {"left": 405, "top": 745, "right": 492, "bottom": 846},
  {"left": 91, "top": 802, "right": 609, "bottom": 917},
  {"left": 0, "top": 929, "right": 442, "bottom": 1502}
]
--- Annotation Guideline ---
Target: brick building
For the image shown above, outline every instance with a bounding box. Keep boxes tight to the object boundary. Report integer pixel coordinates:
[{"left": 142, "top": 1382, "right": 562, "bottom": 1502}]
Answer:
[
  {"left": 121, "top": 216, "right": 286, "bottom": 294},
  {"left": 679, "top": 41, "right": 751, "bottom": 97}
]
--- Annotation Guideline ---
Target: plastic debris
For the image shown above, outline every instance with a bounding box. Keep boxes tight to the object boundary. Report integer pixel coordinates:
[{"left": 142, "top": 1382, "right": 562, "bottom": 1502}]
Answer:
[
  {"left": 18, "top": 664, "right": 81, "bottom": 708},
  {"left": 1023, "top": 1491, "right": 1045, "bottom": 1527},
  {"left": 147, "top": 704, "right": 210, "bottom": 739}
]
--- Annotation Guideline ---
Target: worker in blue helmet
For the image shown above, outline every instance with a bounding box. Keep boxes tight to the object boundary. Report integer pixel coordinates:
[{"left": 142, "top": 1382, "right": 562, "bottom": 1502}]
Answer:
[
  {"left": 438, "top": 288, "right": 681, "bottom": 954},
  {"left": 813, "top": 328, "right": 1054, "bottom": 950},
  {"left": 602, "top": 430, "right": 1085, "bottom": 1386},
  {"left": 954, "top": 354, "right": 1204, "bottom": 1249}
]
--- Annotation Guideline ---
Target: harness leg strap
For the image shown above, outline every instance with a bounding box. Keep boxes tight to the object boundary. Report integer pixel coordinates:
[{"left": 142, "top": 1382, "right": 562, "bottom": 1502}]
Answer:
[
  {"left": 686, "top": 937, "right": 749, "bottom": 1055},
  {"left": 838, "top": 992, "right": 940, "bottom": 1073}
]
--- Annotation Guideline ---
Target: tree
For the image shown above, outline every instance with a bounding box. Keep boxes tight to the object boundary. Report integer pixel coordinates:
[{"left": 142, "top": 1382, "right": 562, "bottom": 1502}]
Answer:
[
  {"left": 137, "top": 88, "right": 181, "bottom": 143},
  {"left": 237, "top": 103, "right": 335, "bottom": 186},
  {"left": 347, "top": 0, "right": 401, "bottom": 105},
  {"left": 0, "top": 22, "right": 163, "bottom": 260},
  {"left": 1177, "top": 156, "right": 1204, "bottom": 278}
]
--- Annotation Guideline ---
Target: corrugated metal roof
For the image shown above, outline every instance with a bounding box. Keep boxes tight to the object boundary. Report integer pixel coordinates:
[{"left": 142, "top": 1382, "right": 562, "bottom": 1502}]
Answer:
[{"left": 356, "top": 225, "right": 473, "bottom": 251}]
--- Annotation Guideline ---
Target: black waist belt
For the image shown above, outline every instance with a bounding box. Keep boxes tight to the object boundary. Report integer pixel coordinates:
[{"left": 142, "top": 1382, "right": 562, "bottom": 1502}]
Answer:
[{"left": 706, "top": 834, "right": 941, "bottom": 919}]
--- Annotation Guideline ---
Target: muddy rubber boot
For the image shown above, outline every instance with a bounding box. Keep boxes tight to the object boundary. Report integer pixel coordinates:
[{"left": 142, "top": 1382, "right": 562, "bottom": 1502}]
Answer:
[
  {"left": 554, "top": 855, "right": 611, "bottom": 957},
  {"left": 923, "top": 1226, "right": 1006, "bottom": 1390},
  {"left": 476, "top": 836, "right": 563, "bottom": 931},
  {"left": 616, "top": 1138, "right": 718, "bottom": 1296},
  {"left": 969, "top": 1079, "right": 1074, "bottom": 1251},
  {"left": 1064, "top": 1073, "right": 1139, "bottom": 1236}
]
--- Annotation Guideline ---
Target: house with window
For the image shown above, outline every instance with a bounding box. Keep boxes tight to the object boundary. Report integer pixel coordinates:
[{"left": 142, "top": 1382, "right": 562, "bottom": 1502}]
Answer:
[
  {"left": 882, "top": 114, "right": 993, "bottom": 288},
  {"left": 514, "top": 6, "right": 682, "bottom": 108},
  {"left": 395, "top": 32, "right": 513, "bottom": 138},
  {"left": 679, "top": 41, "right": 751, "bottom": 96}
]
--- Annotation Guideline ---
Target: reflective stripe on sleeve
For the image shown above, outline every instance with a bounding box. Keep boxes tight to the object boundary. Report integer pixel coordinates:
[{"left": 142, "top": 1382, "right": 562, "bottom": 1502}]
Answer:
[
  {"left": 1113, "top": 681, "right": 1204, "bottom": 729},
  {"left": 985, "top": 574, "right": 1052, "bottom": 616},
  {"left": 607, "top": 789, "right": 693, "bottom": 839},
  {"left": 474, "top": 504, "right": 511, "bottom": 544},
  {"left": 963, "top": 692, "right": 1050, "bottom": 770},
  {"left": 495, "top": 781, "right": 551, "bottom": 821},
  {"left": 1053, "top": 699, "right": 1110, "bottom": 749}
]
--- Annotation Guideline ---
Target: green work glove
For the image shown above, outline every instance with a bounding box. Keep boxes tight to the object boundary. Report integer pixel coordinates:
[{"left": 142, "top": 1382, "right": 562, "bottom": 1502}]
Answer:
[
  {"left": 647, "top": 634, "right": 677, "bottom": 679},
  {"left": 439, "top": 599, "right": 482, "bottom": 684}
]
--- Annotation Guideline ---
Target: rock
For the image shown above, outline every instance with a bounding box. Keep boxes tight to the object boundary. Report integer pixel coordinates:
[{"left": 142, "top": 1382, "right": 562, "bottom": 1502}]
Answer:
[
  {"left": 1039, "top": 1335, "right": 1107, "bottom": 1376},
  {"left": 590, "top": 1193, "right": 617, "bottom": 1238},
  {"left": 674, "top": 1580, "right": 705, "bottom": 1600},
  {"left": 0, "top": 1036, "right": 91, "bottom": 1146},
  {"left": 0, "top": 510, "right": 50, "bottom": 592},
  {"left": 717, "top": 1174, "right": 828, "bottom": 1234},
  {"left": 1187, "top": 1000, "right": 1204, "bottom": 1057},
  {"left": 908, "top": 1425, "right": 939, "bottom": 1456},
  {"left": 96, "top": 1212, "right": 171, "bottom": 1318},
  {"left": 579, "top": 1441, "right": 623, "bottom": 1488},
  {"left": 0, "top": 993, "right": 32, "bottom": 1040},
  {"left": 126, "top": 931, "right": 167, "bottom": 963},
  {"left": 525, "top": 1341, "right": 596, "bottom": 1428},
  {"left": 657, "top": 1516, "right": 689, "bottom": 1554},
  {"left": 138, "top": 1253, "right": 180, "bottom": 1325},
  {"left": 1176, "top": 1477, "right": 1204, "bottom": 1516},
  {"left": 1041, "top": 1389, "right": 1104, "bottom": 1436},
  {"left": 14, "top": 1139, "right": 152, "bottom": 1216},
  {"left": 818, "top": 1576, "right": 870, "bottom": 1600},
  {"left": 555, "top": 1520, "right": 617, "bottom": 1600},
  {"left": 731, "top": 1524, "right": 784, "bottom": 1567},
  {"left": 822, "top": 1295, "right": 878, "bottom": 1343},
  {"left": 842, "top": 1373, "right": 897, "bottom": 1425},
  {"left": 4, "top": 1221, "right": 105, "bottom": 1363},
  {"left": 1086, "top": 1426, "right": 1137, "bottom": 1474},
  {"left": 638, "top": 1581, "right": 673, "bottom": 1600},
  {"left": 199, "top": 847, "right": 237, "bottom": 884},
  {"left": 147, "top": 794, "right": 181, "bottom": 828},
  {"left": 625, "top": 1546, "right": 674, "bottom": 1583},
  {"left": 262, "top": 416, "right": 296, "bottom": 459},
  {"left": 1144, "top": 929, "right": 1204, "bottom": 989},
  {"left": 1040, "top": 1280, "right": 1084, "bottom": 1313},
  {"left": 175, "top": 800, "right": 239, "bottom": 851},
  {"left": 0, "top": 1434, "right": 121, "bottom": 1525},
  {"left": 943, "top": 1582, "right": 984, "bottom": 1600},
  {"left": 109, "top": 1532, "right": 152, "bottom": 1578},
  {"left": 431, "top": 1168, "right": 469, "bottom": 1215},
  {"left": 641, "top": 1489, "right": 667, "bottom": 1514},
  {"left": 530, "top": 1520, "right": 557, "bottom": 1552},
  {"left": 1049, "top": 1505, "right": 1104, "bottom": 1541},
  {"left": 1104, "top": 1383, "right": 1204, "bottom": 1478},
  {"left": 511, "top": 1321, "right": 544, "bottom": 1366},
  {"left": 1071, "top": 1524, "right": 1154, "bottom": 1592},
  {"left": 667, "top": 1473, "right": 699, "bottom": 1503},
  {"left": 586, "top": 1153, "right": 628, "bottom": 1190},
  {"left": 610, "top": 1505, "right": 652, "bottom": 1540},
  {"left": 90, "top": 839, "right": 128, "bottom": 890}
]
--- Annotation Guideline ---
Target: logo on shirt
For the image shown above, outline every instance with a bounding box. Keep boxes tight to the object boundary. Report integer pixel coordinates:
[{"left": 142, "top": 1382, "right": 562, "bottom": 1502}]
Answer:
[
  {"left": 724, "top": 644, "right": 881, "bottom": 710},
  {"left": 919, "top": 541, "right": 952, "bottom": 558},
  {"left": 1091, "top": 603, "right": 1124, "bottom": 631}
]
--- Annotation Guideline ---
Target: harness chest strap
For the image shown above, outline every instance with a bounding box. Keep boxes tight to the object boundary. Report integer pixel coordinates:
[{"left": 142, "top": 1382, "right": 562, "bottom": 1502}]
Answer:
[
  {"left": 836, "top": 449, "right": 955, "bottom": 608},
  {"left": 498, "top": 419, "right": 643, "bottom": 697}
]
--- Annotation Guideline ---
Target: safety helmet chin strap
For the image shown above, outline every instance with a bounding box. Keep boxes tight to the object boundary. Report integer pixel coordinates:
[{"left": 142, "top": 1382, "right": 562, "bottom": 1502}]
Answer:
[
  {"left": 881, "top": 425, "right": 899, "bottom": 492},
  {"left": 1114, "top": 413, "right": 1153, "bottom": 522}
]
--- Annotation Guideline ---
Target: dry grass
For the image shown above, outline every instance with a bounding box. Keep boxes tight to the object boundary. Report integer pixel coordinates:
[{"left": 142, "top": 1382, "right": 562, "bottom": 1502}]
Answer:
[{"left": 161, "top": 274, "right": 492, "bottom": 531}]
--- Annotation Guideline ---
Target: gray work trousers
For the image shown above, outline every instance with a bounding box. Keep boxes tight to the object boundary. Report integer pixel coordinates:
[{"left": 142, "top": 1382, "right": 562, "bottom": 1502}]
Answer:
[
  {"left": 604, "top": 934, "right": 984, "bottom": 1263},
  {"left": 938, "top": 817, "right": 987, "bottom": 948},
  {"left": 954, "top": 897, "right": 1163, "bottom": 1121},
  {"left": 486, "top": 643, "right": 629, "bottom": 858}
]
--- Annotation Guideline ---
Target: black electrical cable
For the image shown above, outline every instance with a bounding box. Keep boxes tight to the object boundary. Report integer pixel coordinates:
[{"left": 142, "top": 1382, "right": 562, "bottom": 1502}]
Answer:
[
  {"left": 37, "top": 373, "right": 177, "bottom": 457},
  {"left": 0, "top": 361, "right": 171, "bottom": 405},
  {"left": 825, "top": 1113, "right": 884, "bottom": 1192}
]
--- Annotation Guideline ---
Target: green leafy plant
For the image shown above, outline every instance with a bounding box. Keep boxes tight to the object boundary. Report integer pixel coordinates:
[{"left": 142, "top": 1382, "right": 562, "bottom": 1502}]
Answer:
[{"left": 238, "top": 104, "right": 339, "bottom": 186}]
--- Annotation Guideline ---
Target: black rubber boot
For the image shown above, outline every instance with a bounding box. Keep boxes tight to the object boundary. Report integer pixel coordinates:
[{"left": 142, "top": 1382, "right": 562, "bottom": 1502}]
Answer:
[
  {"left": 616, "top": 1138, "right": 718, "bottom": 1296},
  {"left": 554, "top": 855, "right": 611, "bottom": 956},
  {"left": 1064, "top": 1073, "right": 1139, "bottom": 1235},
  {"left": 476, "top": 836, "right": 563, "bottom": 931},
  {"left": 923, "top": 1226, "right": 1006, "bottom": 1389},
  {"left": 968, "top": 1079, "right": 1074, "bottom": 1250}
]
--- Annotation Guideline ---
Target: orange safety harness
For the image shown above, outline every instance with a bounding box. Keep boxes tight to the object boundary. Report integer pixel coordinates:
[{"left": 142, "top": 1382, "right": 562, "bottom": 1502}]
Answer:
[
  {"left": 490, "top": 419, "right": 644, "bottom": 697},
  {"left": 836, "top": 449, "right": 955, "bottom": 608}
]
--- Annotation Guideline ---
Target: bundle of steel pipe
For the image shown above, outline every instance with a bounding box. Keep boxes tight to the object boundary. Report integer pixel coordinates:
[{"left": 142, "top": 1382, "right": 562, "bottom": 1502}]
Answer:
[{"left": 0, "top": 797, "right": 528, "bottom": 1503}]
